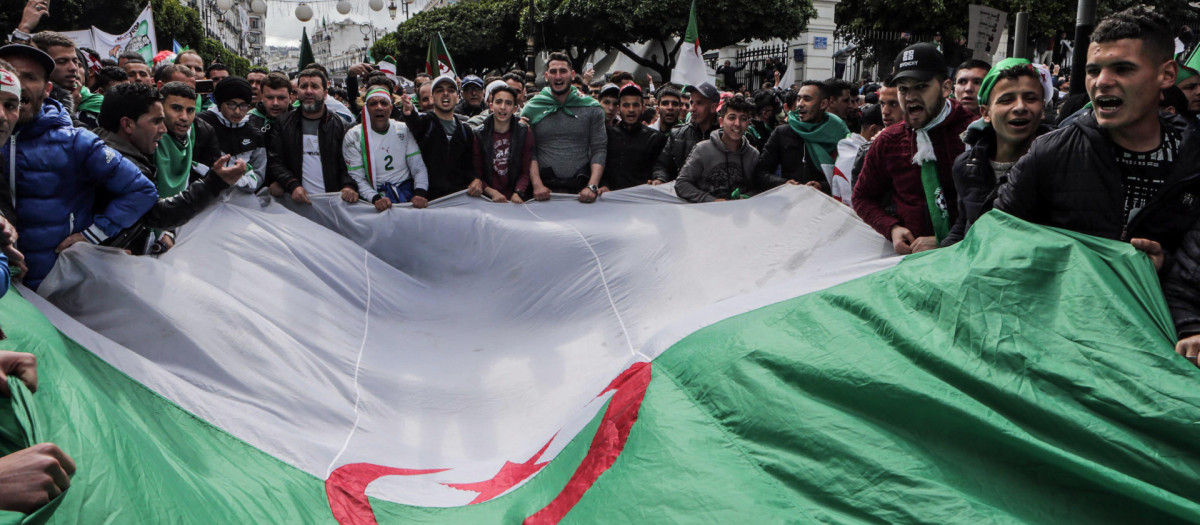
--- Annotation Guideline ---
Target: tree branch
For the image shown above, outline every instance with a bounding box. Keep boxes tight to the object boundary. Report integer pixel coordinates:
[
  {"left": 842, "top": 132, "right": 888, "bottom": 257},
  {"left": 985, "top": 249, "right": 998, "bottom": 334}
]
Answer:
[{"left": 604, "top": 39, "right": 667, "bottom": 72}]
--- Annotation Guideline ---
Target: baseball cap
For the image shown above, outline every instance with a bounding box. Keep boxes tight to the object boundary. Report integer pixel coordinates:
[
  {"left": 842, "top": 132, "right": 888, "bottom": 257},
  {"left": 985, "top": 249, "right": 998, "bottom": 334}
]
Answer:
[
  {"left": 617, "top": 83, "right": 642, "bottom": 98},
  {"left": 860, "top": 104, "right": 883, "bottom": 127},
  {"left": 683, "top": 82, "right": 720, "bottom": 102},
  {"left": 432, "top": 73, "right": 457, "bottom": 90},
  {"left": 461, "top": 74, "right": 484, "bottom": 89},
  {"left": 889, "top": 43, "right": 946, "bottom": 86},
  {"left": 598, "top": 83, "right": 620, "bottom": 99},
  {"left": 484, "top": 79, "right": 507, "bottom": 100},
  {"left": 0, "top": 44, "right": 56, "bottom": 81}
]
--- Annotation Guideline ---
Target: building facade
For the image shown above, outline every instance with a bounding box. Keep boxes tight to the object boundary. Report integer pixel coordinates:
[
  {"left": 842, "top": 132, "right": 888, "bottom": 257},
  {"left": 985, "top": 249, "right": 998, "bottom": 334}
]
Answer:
[
  {"left": 184, "top": 0, "right": 266, "bottom": 64},
  {"left": 311, "top": 19, "right": 387, "bottom": 86}
]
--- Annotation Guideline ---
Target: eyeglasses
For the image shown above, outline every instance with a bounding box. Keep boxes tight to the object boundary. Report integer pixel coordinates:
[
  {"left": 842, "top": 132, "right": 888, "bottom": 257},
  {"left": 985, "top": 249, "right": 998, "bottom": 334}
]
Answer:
[{"left": 223, "top": 101, "right": 251, "bottom": 111}]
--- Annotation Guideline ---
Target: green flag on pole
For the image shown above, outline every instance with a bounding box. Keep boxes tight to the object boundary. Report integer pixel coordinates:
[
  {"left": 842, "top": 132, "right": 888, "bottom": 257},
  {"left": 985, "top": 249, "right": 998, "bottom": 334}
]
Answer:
[
  {"left": 1176, "top": 46, "right": 1200, "bottom": 85},
  {"left": 298, "top": 27, "right": 314, "bottom": 74},
  {"left": 670, "top": 0, "right": 707, "bottom": 87},
  {"left": 425, "top": 32, "right": 456, "bottom": 77}
]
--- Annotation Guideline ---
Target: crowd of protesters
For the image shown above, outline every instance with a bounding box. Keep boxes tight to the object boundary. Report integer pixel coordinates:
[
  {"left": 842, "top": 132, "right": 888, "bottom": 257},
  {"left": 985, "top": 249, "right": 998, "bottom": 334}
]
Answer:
[{"left": 0, "top": 0, "right": 1198, "bottom": 513}]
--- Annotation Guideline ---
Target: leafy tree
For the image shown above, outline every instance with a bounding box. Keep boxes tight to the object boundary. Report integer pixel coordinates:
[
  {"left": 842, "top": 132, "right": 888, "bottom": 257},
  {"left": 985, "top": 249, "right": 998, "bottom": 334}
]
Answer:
[
  {"left": 835, "top": 0, "right": 1197, "bottom": 64},
  {"left": 533, "top": 0, "right": 816, "bottom": 83},
  {"left": 371, "top": 0, "right": 526, "bottom": 77}
]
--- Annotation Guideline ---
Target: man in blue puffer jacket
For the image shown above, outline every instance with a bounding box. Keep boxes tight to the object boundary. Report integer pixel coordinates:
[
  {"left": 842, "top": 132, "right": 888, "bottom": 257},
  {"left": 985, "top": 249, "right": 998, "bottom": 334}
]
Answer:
[{"left": 0, "top": 44, "right": 157, "bottom": 290}]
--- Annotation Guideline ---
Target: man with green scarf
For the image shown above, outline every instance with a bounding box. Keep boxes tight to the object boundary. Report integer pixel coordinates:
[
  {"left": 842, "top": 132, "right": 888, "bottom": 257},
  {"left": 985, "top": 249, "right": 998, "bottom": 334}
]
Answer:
[
  {"left": 852, "top": 43, "right": 973, "bottom": 255},
  {"left": 756, "top": 80, "right": 850, "bottom": 193},
  {"left": 1174, "top": 47, "right": 1200, "bottom": 124},
  {"left": 520, "top": 51, "right": 606, "bottom": 203}
]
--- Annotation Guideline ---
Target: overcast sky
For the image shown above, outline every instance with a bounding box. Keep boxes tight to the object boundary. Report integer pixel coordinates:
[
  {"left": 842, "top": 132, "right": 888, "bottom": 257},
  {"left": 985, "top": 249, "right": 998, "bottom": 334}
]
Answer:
[{"left": 261, "top": 0, "right": 430, "bottom": 48}]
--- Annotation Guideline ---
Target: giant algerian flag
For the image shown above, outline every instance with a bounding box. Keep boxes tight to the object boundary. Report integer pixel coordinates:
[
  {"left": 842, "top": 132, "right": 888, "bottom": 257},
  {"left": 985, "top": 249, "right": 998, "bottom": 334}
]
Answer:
[
  {"left": 671, "top": 0, "right": 707, "bottom": 87},
  {"left": 3, "top": 186, "right": 1199, "bottom": 524}
]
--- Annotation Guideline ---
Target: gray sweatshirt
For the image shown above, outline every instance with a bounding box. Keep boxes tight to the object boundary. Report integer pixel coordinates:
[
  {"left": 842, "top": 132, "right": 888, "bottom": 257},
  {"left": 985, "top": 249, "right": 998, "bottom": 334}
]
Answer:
[
  {"left": 675, "top": 130, "right": 785, "bottom": 203},
  {"left": 530, "top": 105, "right": 607, "bottom": 180}
]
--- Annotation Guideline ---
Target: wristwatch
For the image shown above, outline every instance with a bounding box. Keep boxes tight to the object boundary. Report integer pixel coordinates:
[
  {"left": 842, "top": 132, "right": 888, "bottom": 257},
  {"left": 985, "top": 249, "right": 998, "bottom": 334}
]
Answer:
[
  {"left": 8, "top": 29, "right": 30, "bottom": 43},
  {"left": 587, "top": 184, "right": 599, "bottom": 193}
]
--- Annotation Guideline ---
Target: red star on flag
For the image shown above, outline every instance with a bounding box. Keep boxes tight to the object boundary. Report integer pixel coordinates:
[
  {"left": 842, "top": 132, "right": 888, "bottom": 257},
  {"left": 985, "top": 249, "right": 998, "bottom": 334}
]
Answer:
[{"left": 442, "top": 436, "right": 556, "bottom": 504}]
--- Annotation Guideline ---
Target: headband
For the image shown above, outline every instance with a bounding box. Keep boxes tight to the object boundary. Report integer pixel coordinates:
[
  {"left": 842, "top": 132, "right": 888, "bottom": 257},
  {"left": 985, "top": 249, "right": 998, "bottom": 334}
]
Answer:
[
  {"left": 0, "top": 69, "right": 19, "bottom": 98},
  {"left": 365, "top": 87, "right": 393, "bottom": 103}
]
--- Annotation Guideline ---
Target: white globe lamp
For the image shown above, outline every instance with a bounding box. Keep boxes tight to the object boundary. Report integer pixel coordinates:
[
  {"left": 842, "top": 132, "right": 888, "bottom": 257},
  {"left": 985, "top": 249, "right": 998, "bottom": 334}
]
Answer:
[{"left": 295, "top": 2, "right": 313, "bottom": 21}]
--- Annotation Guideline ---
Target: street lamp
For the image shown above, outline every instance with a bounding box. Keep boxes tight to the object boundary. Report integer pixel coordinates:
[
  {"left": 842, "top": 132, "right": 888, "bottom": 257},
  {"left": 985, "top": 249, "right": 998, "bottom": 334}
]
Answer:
[
  {"left": 404, "top": 0, "right": 413, "bottom": 20},
  {"left": 359, "top": 21, "right": 376, "bottom": 61},
  {"left": 388, "top": 1, "right": 397, "bottom": 19}
]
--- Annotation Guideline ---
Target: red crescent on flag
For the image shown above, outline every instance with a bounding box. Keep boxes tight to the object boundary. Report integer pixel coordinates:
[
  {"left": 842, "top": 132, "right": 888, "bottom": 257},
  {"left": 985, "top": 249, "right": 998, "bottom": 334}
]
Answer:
[{"left": 324, "top": 361, "right": 652, "bottom": 525}]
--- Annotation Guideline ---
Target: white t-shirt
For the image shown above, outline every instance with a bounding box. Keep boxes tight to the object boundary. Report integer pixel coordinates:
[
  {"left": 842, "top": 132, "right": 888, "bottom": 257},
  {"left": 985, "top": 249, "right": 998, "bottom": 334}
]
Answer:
[
  {"left": 342, "top": 120, "right": 429, "bottom": 202},
  {"left": 300, "top": 117, "right": 325, "bottom": 194}
]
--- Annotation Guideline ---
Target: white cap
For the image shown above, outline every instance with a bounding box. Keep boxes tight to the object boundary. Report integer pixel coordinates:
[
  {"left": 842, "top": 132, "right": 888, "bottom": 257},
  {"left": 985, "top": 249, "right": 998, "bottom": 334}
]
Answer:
[
  {"left": 432, "top": 73, "right": 457, "bottom": 90},
  {"left": 485, "top": 80, "right": 507, "bottom": 101}
]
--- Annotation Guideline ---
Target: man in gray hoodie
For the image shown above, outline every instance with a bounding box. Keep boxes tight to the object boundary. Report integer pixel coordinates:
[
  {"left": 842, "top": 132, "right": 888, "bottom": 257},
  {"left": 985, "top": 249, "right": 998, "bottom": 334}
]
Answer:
[{"left": 675, "top": 94, "right": 798, "bottom": 203}]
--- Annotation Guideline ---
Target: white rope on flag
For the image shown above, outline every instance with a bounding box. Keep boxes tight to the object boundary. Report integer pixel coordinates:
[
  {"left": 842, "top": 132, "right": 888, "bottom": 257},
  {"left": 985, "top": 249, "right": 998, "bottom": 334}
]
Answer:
[
  {"left": 325, "top": 249, "right": 373, "bottom": 477},
  {"left": 522, "top": 202, "right": 648, "bottom": 362}
]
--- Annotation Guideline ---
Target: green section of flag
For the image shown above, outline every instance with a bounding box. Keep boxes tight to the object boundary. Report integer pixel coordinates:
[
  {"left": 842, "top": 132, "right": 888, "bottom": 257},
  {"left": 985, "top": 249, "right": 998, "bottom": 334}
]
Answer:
[
  {"left": 425, "top": 32, "right": 456, "bottom": 77},
  {"left": 682, "top": 0, "right": 699, "bottom": 45},
  {"left": 1, "top": 211, "right": 1199, "bottom": 523},
  {"left": 569, "top": 211, "right": 1200, "bottom": 523},
  {"left": 299, "top": 27, "right": 314, "bottom": 74},
  {"left": 1177, "top": 46, "right": 1200, "bottom": 84}
]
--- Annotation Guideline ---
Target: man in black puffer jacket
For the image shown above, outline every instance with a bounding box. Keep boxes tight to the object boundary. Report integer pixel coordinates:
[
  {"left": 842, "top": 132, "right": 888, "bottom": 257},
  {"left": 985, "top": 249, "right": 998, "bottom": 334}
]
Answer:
[
  {"left": 946, "top": 58, "right": 1053, "bottom": 246},
  {"left": 994, "top": 6, "right": 1200, "bottom": 364}
]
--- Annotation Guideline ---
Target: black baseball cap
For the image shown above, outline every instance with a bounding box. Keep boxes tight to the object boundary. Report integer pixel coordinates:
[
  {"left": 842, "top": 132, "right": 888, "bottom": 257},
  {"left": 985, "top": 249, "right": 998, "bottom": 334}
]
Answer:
[
  {"left": 888, "top": 43, "right": 946, "bottom": 86},
  {"left": 683, "top": 82, "right": 720, "bottom": 102},
  {"left": 0, "top": 44, "right": 56, "bottom": 81},
  {"left": 860, "top": 104, "right": 883, "bottom": 127}
]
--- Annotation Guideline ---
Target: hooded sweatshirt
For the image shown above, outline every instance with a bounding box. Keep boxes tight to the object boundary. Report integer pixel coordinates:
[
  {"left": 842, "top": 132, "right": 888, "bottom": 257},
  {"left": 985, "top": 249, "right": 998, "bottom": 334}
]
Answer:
[{"left": 674, "top": 130, "right": 786, "bottom": 203}]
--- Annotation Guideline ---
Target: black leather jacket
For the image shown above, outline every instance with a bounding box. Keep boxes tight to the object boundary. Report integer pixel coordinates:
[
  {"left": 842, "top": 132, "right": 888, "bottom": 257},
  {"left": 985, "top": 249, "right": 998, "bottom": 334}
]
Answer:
[{"left": 266, "top": 108, "right": 354, "bottom": 193}]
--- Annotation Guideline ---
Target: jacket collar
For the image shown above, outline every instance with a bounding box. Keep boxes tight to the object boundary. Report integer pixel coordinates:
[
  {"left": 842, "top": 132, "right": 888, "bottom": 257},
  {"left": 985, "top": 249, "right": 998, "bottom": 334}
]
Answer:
[{"left": 95, "top": 128, "right": 153, "bottom": 175}]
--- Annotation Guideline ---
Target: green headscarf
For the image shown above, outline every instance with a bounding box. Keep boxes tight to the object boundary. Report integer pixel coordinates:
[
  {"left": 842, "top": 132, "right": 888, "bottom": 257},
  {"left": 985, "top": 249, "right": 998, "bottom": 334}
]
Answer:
[
  {"left": 77, "top": 87, "right": 104, "bottom": 115},
  {"left": 520, "top": 87, "right": 600, "bottom": 126},
  {"left": 977, "top": 57, "right": 1034, "bottom": 106}
]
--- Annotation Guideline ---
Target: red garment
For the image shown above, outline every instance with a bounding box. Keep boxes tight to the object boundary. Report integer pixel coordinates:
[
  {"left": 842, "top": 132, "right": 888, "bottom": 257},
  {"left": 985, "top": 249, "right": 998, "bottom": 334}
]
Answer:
[
  {"left": 852, "top": 100, "right": 974, "bottom": 239},
  {"left": 472, "top": 127, "right": 535, "bottom": 198}
]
